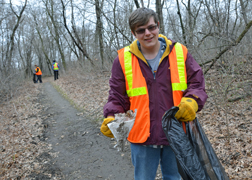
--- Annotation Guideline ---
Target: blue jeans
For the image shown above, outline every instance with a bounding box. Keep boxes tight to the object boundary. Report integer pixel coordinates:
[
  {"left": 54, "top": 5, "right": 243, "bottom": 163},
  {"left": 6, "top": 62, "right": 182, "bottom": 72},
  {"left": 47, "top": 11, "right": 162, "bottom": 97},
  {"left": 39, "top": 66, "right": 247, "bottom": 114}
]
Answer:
[{"left": 131, "top": 144, "right": 181, "bottom": 180}]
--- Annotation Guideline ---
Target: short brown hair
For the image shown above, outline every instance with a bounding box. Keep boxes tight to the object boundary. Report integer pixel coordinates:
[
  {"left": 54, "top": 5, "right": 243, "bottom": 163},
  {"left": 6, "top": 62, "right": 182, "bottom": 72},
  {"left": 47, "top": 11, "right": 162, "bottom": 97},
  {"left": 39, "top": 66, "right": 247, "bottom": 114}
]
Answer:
[{"left": 129, "top": 8, "right": 159, "bottom": 34}]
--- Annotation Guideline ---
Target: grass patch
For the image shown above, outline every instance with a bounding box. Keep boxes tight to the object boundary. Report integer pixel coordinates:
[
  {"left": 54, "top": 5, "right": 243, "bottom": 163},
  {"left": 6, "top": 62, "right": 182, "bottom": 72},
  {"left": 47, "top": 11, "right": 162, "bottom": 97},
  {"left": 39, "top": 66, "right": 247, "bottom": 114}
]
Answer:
[
  {"left": 51, "top": 82, "right": 82, "bottom": 112},
  {"left": 50, "top": 81, "right": 99, "bottom": 123}
]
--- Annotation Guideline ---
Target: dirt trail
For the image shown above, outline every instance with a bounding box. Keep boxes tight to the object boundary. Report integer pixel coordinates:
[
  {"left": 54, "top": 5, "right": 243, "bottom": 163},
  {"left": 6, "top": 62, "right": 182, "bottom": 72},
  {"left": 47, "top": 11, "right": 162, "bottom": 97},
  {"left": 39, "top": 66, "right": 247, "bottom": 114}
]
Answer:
[{"left": 36, "top": 81, "right": 134, "bottom": 180}]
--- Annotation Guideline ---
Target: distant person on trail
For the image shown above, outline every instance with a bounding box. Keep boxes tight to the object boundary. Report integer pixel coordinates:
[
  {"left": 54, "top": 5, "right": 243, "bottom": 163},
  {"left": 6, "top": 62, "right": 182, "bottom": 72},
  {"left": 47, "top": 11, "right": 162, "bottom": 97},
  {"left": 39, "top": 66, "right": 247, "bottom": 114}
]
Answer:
[
  {"left": 34, "top": 65, "right": 42, "bottom": 83},
  {"left": 52, "top": 60, "right": 60, "bottom": 80},
  {"left": 100, "top": 7, "right": 208, "bottom": 180}
]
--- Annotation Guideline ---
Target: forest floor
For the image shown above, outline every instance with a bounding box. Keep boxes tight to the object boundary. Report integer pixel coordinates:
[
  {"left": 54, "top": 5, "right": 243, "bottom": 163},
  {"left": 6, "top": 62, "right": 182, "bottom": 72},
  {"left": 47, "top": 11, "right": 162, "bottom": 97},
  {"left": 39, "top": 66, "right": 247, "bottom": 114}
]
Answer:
[{"left": 0, "top": 70, "right": 252, "bottom": 180}]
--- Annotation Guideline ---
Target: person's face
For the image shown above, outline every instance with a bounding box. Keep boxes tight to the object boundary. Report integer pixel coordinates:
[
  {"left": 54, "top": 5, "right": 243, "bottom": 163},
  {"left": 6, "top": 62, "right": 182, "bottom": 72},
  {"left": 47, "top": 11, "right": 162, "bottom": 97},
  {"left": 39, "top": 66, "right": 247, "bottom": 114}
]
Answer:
[{"left": 132, "top": 17, "right": 159, "bottom": 51}]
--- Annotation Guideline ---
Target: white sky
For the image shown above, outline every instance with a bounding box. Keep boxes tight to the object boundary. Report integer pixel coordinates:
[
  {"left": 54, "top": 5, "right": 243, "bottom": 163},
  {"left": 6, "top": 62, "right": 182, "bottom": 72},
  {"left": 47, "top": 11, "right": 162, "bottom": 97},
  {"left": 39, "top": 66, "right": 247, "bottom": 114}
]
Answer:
[{"left": 11, "top": 0, "right": 26, "bottom": 5}]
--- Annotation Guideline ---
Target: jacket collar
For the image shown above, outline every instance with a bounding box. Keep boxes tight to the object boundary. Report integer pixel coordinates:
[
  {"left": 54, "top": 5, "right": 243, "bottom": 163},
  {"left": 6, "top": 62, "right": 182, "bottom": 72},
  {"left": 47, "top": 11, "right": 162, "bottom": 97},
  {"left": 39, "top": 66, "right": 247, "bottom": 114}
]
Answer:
[{"left": 129, "top": 34, "right": 173, "bottom": 64}]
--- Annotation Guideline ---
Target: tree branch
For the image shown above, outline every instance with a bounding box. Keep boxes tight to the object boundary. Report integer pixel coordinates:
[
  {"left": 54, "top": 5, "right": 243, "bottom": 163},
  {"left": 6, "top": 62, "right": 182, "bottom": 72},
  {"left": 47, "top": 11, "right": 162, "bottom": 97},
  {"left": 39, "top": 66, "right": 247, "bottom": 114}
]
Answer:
[
  {"left": 60, "top": 0, "right": 94, "bottom": 66},
  {"left": 203, "top": 20, "right": 252, "bottom": 74}
]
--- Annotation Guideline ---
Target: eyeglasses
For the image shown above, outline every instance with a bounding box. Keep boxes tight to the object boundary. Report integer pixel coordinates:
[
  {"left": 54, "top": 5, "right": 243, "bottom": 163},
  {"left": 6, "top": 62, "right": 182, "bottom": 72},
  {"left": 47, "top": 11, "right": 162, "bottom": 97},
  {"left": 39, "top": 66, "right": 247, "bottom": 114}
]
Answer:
[{"left": 135, "top": 24, "right": 158, "bottom": 34}]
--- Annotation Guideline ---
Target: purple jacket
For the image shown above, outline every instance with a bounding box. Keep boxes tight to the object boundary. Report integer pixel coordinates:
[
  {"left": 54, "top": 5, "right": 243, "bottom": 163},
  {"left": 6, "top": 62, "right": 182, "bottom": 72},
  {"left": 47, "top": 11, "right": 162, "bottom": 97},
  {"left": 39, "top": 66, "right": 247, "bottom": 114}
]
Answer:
[{"left": 103, "top": 34, "right": 208, "bottom": 145}]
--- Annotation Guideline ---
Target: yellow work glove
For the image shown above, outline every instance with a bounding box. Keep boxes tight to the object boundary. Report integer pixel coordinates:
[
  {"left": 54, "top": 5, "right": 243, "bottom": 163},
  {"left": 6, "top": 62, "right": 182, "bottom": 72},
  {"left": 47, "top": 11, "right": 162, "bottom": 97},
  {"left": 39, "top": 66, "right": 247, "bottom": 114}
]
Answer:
[
  {"left": 175, "top": 97, "right": 198, "bottom": 122},
  {"left": 100, "top": 117, "right": 115, "bottom": 138}
]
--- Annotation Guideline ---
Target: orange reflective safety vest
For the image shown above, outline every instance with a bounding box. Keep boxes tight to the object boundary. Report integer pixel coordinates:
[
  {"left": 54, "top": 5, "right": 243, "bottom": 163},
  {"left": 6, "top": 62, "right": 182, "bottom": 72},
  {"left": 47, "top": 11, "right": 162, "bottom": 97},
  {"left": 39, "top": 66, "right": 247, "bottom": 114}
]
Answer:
[
  {"left": 35, "top": 67, "right": 42, "bottom": 75},
  {"left": 53, "top": 63, "right": 59, "bottom": 70},
  {"left": 118, "top": 42, "right": 188, "bottom": 143}
]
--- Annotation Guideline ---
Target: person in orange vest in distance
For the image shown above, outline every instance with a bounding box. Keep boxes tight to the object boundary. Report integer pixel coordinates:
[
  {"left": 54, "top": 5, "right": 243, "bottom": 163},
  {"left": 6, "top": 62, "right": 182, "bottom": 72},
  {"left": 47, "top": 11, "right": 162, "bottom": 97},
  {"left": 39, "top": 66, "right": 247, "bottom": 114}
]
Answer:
[
  {"left": 101, "top": 7, "right": 208, "bottom": 180},
  {"left": 34, "top": 65, "right": 42, "bottom": 83},
  {"left": 52, "top": 60, "right": 60, "bottom": 80}
]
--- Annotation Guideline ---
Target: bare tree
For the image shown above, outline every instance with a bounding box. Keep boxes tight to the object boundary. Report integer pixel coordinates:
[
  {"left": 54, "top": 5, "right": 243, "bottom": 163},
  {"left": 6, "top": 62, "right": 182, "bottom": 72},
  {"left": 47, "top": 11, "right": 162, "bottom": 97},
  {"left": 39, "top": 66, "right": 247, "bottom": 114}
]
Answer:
[
  {"left": 5, "top": 0, "right": 27, "bottom": 75},
  {"left": 203, "top": 20, "right": 252, "bottom": 74},
  {"left": 43, "top": 0, "right": 66, "bottom": 70},
  {"left": 176, "top": 0, "right": 187, "bottom": 44},
  {"left": 156, "top": 0, "right": 165, "bottom": 34},
  {"left": 95, "top": 0, "right": 105, "bottom": 69},
  {"left": 0, "top": 0, "right": 251, "bottom": 76},
  {"left": 113, "top": 0, "right": 120, "bottom": 48},
  {"left": 17, "top": 24, "right": 34, "bottom": 78},
  {"left": 181, "top": 0, "right": 202, "bottom": 46},
  {"left": 239, "top": 0, "right": 249, "bottom": 25},
  {"left": 134, "top": 0, "right": 140, "bottom": 8},
  {"left": 61, "top": 0, "right": 94, "bottom": 67},
  {"left": 32, "top": 13, "right": 53, "bottom": 75}
]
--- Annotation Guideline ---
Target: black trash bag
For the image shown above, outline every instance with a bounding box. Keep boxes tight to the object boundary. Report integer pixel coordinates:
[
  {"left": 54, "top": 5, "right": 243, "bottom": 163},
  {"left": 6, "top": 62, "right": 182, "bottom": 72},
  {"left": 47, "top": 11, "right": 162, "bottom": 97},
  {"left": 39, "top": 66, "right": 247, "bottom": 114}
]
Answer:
[{"left": 162, "top": 107, "right": 229, "bottom": 180}]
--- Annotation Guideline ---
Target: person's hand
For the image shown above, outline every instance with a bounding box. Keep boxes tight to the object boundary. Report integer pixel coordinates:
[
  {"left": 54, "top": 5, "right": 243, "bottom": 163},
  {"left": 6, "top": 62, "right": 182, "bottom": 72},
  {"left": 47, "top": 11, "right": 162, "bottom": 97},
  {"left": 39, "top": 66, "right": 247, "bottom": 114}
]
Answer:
[
  {"left": 175, "top": 97, "right": 198, "bottom": 122},
  {"left": 100, "top": 117, "right": 115, "bottom": 138}
]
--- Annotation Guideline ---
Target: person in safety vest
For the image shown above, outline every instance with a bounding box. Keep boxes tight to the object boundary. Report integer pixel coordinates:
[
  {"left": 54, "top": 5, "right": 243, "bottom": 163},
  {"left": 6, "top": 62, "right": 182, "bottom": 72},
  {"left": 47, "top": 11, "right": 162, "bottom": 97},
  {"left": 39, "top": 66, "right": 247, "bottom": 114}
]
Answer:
[
  {"left": 34, "top": 65, "right": 42, "bottom": 83},
  {"left": 52, "top": 60, "right": 60, "bottom": 80},
  {"left": 101, "top": 7, "right": 208, "bottom": 180}
]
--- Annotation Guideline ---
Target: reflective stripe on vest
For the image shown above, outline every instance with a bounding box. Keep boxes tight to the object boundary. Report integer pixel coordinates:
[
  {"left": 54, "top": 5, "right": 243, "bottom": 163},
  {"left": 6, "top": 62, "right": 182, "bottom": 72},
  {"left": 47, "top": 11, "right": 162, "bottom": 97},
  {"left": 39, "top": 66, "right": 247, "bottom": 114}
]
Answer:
[
  {"left": 53, "top": 63, "right": 59, "bottom": 70},
  {"left": 169, "top": 42, "right": 188, "bottom": 106},
  {"left": 172, "top": 43, "right": 187, "bottom": 91},
  {"left": 124, "top": 46, "right": 147, "bottom": 97}
]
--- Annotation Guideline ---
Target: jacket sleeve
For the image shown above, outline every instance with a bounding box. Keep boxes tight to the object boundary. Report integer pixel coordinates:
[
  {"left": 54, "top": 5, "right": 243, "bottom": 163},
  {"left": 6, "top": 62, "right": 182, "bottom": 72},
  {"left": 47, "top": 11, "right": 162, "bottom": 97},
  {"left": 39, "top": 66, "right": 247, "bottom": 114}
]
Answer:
[
  {"left": 183, "top": 52, "right": 208, "bottom": 111},
  {"left": 103, "top": 56, "right": 130, "bottom": 118}
]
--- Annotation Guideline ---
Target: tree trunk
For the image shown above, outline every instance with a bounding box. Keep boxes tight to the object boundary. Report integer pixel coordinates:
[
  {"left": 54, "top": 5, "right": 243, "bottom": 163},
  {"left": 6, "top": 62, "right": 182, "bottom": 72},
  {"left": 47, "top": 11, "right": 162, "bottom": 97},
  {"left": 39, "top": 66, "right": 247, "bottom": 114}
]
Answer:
[
  {"left": 156, "top": 0, "right": 164, "bottom": 34},
  {"left": 61, "top": 0, "right": 94, "bottom": 67},
  {"left": 44, "top": 0, "right": 66, "bottom": 71},
  {"left": 95, "top": 0, "right": 105, "bottom": 69},
  {"left": 33, "top": 14, "right": 53, "bottom": 75},
  {"left": 6, "top": 0, "right": 27, "bottom": 75}
]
